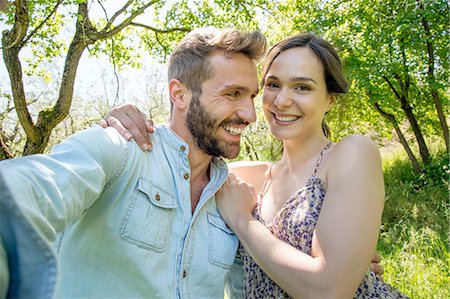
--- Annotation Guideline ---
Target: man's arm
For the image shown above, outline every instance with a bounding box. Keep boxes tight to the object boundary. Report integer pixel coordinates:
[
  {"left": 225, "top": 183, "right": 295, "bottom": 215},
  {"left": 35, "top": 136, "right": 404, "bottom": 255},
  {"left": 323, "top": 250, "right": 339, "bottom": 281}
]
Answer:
[
  {"left": 0, "top": 126, "right": 128, "bottom": 241},
  {"left": 0, "top": 172, "right": 57, "bottom": 299}
]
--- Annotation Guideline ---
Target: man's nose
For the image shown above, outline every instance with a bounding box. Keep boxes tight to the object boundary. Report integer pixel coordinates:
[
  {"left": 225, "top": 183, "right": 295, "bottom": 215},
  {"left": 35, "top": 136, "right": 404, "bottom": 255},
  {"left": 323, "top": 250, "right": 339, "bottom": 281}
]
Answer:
[{"left": 237, "top": 96, "right": 257, "bottom": 123}]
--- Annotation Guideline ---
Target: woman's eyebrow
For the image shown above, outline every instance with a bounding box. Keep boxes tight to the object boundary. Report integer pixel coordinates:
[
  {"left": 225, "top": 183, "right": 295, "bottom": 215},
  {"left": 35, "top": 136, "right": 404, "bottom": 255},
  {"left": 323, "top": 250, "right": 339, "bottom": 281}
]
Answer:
[{"left": 290, "top": 77, "right": 317, "bottom": 85}]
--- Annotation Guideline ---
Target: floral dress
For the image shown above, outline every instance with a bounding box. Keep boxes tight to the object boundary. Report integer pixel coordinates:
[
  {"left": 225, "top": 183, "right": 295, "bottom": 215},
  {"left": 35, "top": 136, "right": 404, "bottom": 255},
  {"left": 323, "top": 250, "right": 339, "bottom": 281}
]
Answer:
[{"left": 240, "top": 142, "right": 409, "bottom": 298}]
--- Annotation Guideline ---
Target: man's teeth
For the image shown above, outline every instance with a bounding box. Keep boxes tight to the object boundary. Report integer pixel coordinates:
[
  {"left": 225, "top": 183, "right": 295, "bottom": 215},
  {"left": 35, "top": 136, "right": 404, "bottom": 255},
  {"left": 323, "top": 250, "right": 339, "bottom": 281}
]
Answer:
[
  {"left": 223, "top": 126, "right": 244, "bottom": 135},
  {"left": 274, "top": 114, "right": 300, "bottom": 122}
]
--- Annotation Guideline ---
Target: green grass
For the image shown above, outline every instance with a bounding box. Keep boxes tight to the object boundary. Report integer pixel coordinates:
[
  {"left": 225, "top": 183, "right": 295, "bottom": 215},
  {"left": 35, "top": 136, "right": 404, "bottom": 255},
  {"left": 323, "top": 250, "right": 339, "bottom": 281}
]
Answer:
[{"left": 378, "top": 148, "right": 449, "bottom": 298}]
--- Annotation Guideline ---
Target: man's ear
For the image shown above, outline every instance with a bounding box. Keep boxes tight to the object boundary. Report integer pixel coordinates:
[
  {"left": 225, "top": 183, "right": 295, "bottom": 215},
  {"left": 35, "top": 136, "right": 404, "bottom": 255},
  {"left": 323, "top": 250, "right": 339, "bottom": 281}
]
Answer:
[{"left": 169, "top": 79, "right": 190, "bottom": 110}]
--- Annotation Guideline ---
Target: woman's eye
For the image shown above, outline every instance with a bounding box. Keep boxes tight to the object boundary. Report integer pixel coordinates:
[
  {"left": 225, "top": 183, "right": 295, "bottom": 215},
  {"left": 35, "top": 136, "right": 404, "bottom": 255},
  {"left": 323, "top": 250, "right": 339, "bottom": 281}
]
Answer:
[{"left": 295, "top": 85, "right": 310, "bottom": 91}]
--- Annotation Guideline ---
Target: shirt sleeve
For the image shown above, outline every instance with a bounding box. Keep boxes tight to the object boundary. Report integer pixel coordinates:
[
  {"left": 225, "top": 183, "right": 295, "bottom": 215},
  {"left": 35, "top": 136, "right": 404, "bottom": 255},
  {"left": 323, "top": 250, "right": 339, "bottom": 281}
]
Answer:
[
  {"left": 224, "top": 250, "right": 244, "bottom": 299},
  {"left": 0, "top": 126, "right": 128, "bottom": 243},
  {"left": 0, "top": 172, "right": 57, "bottom": 299}
]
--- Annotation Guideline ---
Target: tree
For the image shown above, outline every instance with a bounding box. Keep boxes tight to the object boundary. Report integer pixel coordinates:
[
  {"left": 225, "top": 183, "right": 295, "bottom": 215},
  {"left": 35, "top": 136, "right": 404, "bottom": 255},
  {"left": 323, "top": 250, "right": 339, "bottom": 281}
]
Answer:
[
  {"left": 0, "top": 0, "right": 270, "bottom": 158},
  {"left": 263, "top": 0, "right": 448, "bottom": 172},
  {"left": 336, "top": 0, "right": 449, "bottom": 171}
]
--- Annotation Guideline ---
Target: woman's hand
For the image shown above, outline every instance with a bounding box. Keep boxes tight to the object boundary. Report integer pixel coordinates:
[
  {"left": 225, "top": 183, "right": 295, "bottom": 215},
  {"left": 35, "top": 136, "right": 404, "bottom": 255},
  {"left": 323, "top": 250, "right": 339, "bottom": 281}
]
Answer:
[
  {"left": 370, "top": 252, "right": 385, "bottom": 280},
  {"left": 99, "top": 103, "right": 154, "bottom": 151},
  {"left": 216, "top": 174, "right": 257, "bottom": 230}
]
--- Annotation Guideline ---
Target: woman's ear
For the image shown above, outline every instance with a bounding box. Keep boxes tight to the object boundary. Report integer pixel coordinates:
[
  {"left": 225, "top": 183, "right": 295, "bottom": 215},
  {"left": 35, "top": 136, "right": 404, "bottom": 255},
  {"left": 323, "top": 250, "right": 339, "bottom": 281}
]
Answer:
[
  {"left": 168, "top": 79, "right": 190, "bottom": 110},
  {"left": 327, "top": 94, "right": 337, "bottom": 111}
]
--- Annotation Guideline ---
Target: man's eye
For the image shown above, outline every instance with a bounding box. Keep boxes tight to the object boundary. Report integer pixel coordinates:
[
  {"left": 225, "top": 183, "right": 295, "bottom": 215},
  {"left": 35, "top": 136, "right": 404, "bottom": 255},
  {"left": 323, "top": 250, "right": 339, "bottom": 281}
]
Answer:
[
  {"left": 227, "top": 91, "right": 239, "bottom": 97},
  {"left": 266, "top": 82, "right": 279, "bottom": 88}
]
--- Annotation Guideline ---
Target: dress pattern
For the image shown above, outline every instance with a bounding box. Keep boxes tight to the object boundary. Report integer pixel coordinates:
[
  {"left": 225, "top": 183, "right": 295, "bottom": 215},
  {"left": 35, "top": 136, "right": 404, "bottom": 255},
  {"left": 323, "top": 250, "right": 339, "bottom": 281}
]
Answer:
[{"left": 240, "top": 143, "right": 409, "bottom": 298}]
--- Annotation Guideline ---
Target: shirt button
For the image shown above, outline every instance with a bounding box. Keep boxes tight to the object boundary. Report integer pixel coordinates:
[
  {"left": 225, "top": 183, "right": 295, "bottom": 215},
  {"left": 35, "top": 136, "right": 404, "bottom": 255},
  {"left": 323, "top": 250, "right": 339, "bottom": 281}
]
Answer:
[
  {"left": 180, "top": 145, "right": 186, "bottom": 151},
  {"left": 155, "top": 193, "right": 160, "bottom": 201},
  {"left": 183, "top": 173, "right": 189, "bottom": 180},
  {"left": 182, "top": 269, "right": 187, "bottom": 279}
]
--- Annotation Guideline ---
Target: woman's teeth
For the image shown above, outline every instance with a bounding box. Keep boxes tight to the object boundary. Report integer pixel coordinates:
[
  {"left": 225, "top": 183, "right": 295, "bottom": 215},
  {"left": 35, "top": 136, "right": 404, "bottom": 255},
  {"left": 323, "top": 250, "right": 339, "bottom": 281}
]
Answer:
[{"left": 274, "top": 114, "right": 300, "bottom": 122}]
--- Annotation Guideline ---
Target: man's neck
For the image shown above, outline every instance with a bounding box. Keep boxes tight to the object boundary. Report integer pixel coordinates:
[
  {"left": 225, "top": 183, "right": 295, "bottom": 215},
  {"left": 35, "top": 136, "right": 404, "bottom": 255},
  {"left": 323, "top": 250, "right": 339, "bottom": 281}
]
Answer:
[
  {"left": 168, "top": 121, "right": 213, "bottom": 213},
  {"left": 187, "top": 148, "right": 212, "bottom": 214}
]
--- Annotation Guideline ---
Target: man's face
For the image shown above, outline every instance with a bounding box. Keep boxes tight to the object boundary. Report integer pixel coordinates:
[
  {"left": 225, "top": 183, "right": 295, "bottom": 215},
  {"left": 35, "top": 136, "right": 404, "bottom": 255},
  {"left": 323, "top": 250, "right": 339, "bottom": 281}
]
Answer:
[{"left": 186, "top": 52, "right": 259, "bottom": 159}]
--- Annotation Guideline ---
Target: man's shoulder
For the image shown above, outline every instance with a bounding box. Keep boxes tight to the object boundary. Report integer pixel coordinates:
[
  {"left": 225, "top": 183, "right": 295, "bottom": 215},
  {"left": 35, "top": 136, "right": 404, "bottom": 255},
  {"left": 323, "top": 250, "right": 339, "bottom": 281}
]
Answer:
[
  {"left": 51, "top": 125, "right": 131, "bottom": 162},
  {"left": 71, "top": 125, "right": 127, "bottom": 145}
]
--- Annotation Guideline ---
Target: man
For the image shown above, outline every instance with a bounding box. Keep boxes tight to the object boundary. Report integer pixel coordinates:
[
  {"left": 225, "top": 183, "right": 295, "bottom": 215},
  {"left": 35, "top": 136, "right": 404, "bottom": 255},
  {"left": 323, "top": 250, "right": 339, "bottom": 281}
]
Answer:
[{"left": 0, "top": 27, "right": 267, "bottom": 298}]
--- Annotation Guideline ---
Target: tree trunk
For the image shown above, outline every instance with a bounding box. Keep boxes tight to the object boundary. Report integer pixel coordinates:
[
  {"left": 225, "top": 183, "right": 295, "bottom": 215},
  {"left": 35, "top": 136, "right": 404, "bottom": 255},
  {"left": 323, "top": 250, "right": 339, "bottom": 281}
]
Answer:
[
  {"left": 243, "top": 134, "right": 259, "bottom": 161},
  {"left": 23, "top": 36, "right": 87, "bottom": 155},
  {"left": 1, "top": 0, "right": 39, "bottom": 146},
  {"left": 383, "top": 75, "right": 431, "bottom": 165},
  {"left": 1, "top": 1, "right": 90, "bottom": 155},
  {"left": 0, "top": 130, "right": 14, "bottom": 160},
  {"left": 374, "top": 102, "right": 422, "bottom": 173},
  {"left": 399, "top": 95, "right": 431, "bottom": 165},
  {"left": 417, "top": 0, "right": 449, "bottom": 152}
]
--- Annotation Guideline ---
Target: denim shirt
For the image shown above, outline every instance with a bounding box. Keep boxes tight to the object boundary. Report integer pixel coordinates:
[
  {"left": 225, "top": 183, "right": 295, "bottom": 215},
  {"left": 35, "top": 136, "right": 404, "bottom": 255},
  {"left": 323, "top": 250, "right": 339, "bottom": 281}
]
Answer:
[{"left": 0, "top": 125, "right": 244, "bottom": 299}]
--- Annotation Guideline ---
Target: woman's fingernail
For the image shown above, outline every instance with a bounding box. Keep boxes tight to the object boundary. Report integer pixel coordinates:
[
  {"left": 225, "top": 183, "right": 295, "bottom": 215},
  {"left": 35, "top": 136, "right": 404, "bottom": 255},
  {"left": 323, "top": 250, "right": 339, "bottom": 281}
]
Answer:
[{"left": 143, "top": 143, "right": 149, "bottom": 151}]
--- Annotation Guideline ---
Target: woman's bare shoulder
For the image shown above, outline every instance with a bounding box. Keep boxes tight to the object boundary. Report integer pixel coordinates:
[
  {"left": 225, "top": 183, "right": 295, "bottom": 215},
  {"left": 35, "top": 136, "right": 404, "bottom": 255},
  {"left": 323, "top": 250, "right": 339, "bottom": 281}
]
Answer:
[
  {"left": 327, "top": 134, "right": 382, "bottom": 180},
  {"left": 331, "top": 134, "right": 380, "bottom": 160}
]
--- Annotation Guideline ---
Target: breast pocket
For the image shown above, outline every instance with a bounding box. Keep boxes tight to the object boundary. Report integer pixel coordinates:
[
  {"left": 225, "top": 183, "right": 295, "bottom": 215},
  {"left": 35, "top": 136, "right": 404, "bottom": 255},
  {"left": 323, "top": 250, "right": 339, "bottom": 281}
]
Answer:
[
  {"left": 207, "top": 212, "right": 239, "bottom": 268},
  {"left": 120, "top": 178, "right": 177, "bottom": 251}
]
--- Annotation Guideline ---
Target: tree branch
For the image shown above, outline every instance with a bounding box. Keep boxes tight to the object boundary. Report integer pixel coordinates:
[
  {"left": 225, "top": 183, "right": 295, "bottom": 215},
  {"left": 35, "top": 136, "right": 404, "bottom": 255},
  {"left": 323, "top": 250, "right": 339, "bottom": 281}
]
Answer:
[
  {"left": 21, "top": 0, "right": 64, "bottom": 47},
  {"left": 2, "top": 0, "right": 28, "bottom": 49},
  {"left": 130, "top": 22, "right": 191, "bottom": 33},
  {"left": 382, "top": 75, "right": 402, "bottom": 101},
  {"left": 98, "top": 0, "right": 159, "bottom": 39},
  {"left": 103, "top": 0, "right": 133, "bottom": 32},
  {"left": 399, "top": 38, "right": 410, "bottom": 93},
  {"left": 1, "top": 0, "right": 41, "bottom": 143},
  {"left": 373, "top": 101, "right": 421, "bottom": 173}
]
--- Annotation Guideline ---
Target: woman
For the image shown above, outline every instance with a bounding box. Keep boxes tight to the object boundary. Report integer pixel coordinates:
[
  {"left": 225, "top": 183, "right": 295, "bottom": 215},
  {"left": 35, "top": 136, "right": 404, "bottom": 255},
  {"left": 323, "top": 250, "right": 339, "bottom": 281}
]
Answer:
[
  {"left": 103, "top": 33, "right": 408, "bottom": 298},
  {"left": 214, "top": 33, "right": 409, "bottom": 298}
]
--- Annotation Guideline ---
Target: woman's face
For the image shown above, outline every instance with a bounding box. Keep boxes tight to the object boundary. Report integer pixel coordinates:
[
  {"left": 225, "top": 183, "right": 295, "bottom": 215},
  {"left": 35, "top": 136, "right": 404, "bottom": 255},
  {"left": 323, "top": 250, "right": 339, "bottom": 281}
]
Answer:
[{"left": 262, "top": 46, "right": 334, "bottom": 141}]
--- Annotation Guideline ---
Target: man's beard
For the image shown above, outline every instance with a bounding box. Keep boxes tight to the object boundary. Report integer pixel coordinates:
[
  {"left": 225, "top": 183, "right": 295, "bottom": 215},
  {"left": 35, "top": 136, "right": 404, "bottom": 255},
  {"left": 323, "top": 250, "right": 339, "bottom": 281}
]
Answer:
[{"left": 186, "top": 93, "right": 245, "bottom": 159}]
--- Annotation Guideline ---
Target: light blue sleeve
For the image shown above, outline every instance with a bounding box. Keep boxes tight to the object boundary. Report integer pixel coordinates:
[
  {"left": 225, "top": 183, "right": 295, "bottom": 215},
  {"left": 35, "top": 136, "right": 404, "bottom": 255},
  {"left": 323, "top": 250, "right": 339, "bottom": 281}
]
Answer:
[
  {"left": 0, "top": 126, "right": 128, "bottom": 243},
  {"left": 0, "top": 172, "right": 57, "bottom": 299},
  {"left": 224, "top": 251, "right": 244, "bottom": 299}
]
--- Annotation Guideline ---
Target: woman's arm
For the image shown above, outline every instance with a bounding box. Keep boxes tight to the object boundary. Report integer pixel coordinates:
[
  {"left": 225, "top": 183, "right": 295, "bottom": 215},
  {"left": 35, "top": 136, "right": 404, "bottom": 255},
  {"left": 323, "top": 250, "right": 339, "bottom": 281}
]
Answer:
[
  {"left": 228, "top": 161, "right": 271, "bottom": 191},
  {"left": 216, "top": 135, "right": 384, "bottom": 298},
  {"left": 99, "top": 103, "right": 154, "bottom": 151}
]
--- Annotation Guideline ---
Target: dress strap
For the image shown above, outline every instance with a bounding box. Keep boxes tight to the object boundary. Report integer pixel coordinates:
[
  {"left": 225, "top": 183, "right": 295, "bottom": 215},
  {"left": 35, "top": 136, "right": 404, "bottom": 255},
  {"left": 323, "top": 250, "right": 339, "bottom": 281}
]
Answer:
[
  {"left": 312, "top": 141, "right": 332, "bottom": 177},
  {"left": 258, "top": 164, "right": 273, "bottom": 200}
]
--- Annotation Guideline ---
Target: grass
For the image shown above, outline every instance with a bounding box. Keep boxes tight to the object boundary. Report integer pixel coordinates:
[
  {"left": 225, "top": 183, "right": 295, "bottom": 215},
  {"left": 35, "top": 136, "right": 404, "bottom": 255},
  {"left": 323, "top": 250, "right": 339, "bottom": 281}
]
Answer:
[{"left": 378, "top": 148, "right": 449, "bottom": 298}]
